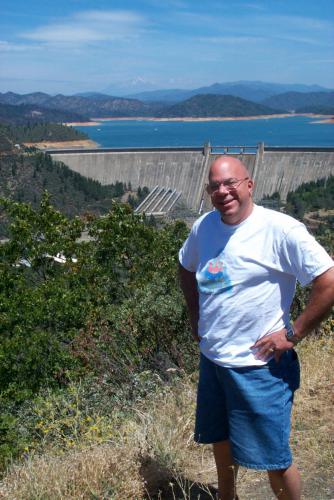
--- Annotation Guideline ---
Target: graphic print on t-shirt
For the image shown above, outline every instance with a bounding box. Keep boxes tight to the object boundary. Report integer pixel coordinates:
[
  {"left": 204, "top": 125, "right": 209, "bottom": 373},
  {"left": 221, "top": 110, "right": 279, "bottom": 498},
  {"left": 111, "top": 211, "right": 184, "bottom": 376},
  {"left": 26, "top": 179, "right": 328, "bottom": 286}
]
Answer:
[{"left": 197, "top": 254, "right": 232, "bottom": 294}]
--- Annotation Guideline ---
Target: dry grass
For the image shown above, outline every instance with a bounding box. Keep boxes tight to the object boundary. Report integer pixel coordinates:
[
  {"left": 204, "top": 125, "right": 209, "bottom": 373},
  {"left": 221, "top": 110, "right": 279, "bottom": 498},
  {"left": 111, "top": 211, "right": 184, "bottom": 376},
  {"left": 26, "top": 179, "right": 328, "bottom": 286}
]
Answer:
[
  {"left": 0, "top": 379, "right": 200, "bottom": 500},
  {"left": 0, "top": 444, "right": 144, "bottom": 499},
  {"left": 1, "top": 336, "right": 333, "bottom": 500},
  {"left": 290, "top": 336, "right": 334, "bottom": 499}
]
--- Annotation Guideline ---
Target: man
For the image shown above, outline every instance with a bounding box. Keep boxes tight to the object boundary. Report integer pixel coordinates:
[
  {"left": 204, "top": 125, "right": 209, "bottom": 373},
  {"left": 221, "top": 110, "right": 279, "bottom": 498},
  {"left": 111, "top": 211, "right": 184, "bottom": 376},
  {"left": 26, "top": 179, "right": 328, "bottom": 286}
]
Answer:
[{"left": 178, "top": 156, "right": 334, "bottom": 500}]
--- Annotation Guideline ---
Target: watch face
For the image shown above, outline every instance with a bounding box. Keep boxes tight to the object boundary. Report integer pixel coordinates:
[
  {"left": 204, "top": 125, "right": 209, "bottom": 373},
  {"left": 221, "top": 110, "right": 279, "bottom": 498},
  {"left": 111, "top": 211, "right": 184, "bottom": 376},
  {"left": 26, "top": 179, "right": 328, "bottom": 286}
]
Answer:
[
  {"left": 286, "top": 325, "right": 300, "bottom": 344},
  {"left": 286, "top": 325, "right": 294, "bottom": 339},
  {"left": 286, "top": 325, "right": 293, "bottom": 337}
]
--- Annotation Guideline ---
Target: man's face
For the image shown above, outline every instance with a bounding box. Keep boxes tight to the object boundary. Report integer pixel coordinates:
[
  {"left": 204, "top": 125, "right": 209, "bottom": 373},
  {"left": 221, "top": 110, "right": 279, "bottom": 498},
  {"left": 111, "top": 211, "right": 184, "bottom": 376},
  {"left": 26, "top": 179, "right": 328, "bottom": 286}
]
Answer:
[{"left": 207, "top": 158, "right": 254, "bottom": 225}]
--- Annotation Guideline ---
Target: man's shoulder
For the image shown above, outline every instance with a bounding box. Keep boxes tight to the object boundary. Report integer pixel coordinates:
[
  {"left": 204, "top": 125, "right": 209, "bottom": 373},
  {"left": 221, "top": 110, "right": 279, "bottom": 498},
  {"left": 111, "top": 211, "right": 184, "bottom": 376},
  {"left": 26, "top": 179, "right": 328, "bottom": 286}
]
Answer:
[
  {"left": 255, "top": 206, "right": 303, "bottom": 232},
  {"left": 191, "top": 209, "right": 220, "bottom": 232}
]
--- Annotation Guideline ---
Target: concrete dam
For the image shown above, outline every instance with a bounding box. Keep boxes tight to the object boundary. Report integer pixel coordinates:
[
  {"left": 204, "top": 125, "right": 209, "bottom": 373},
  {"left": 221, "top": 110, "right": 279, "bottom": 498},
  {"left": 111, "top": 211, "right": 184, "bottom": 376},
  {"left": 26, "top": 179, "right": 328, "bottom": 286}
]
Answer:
[{"left": 49, "top": 144, "right": 334, "bottom": 213}]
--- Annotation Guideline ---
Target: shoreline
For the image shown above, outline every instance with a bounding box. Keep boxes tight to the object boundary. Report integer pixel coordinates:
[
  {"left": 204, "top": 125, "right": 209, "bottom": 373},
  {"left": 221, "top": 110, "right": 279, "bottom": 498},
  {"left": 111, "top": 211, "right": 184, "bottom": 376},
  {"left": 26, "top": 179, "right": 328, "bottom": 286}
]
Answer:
[
  {"left": 64, "top": 113, "right": 334, "bottom": 126},
  {"left": 64, "top": 121, "right": 101, "bottom": 126},
  {"left": 310, "top": 118, "right": 334, "bottom": 124},
  {"left": 23, "top": 139, "right": 99, "bottom": 150}
]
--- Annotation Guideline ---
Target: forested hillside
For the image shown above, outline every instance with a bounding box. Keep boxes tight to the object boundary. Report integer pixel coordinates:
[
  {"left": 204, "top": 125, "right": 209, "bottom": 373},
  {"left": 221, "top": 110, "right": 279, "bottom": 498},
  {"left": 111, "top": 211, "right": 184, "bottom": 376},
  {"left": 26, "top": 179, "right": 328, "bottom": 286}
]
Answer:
[
  {"left": 0, "top": 92, "right": 162, "bottom": 118},
  {"left": 0, "top": 123, "right": 88, "bottom": 145},
  {"left": 0, "top": 103, "right": 88, "bottom": 125},
  {"left": 285, "top": 176, "right": 334, "bottom": 218},
  {"left": 157, "top": 94, "right": 282, "bottom": 117},
  {"left": 0, "top": 150, "right": 146, "bottom": 236},
  {"left": 294, "top": 105, "right": 334, "bottom": 115},
  {"left": 262, "top": 91, "right": 334, "bottom": 112}
]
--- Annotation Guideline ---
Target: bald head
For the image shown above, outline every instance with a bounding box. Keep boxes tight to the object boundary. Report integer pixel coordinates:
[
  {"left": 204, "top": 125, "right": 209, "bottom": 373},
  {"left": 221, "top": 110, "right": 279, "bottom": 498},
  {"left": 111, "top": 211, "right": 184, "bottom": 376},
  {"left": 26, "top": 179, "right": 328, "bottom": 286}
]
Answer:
[
  {"left": 209, "top": 156, "right": 250, "bottom": 182},
  {"left": 207, "top": 155, "right": 254, "bottom": 225}
]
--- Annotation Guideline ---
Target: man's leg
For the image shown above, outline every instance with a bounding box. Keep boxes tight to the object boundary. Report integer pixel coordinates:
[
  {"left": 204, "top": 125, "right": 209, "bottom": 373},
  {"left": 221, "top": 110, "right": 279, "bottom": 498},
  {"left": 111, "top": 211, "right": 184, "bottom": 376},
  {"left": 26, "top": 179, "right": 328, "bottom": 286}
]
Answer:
[
  {"left": 213, "top": 440, "right": 239, "bottom": 500},
  {"left": 267, "top": 464, "right": 301, "bottom": 500}
]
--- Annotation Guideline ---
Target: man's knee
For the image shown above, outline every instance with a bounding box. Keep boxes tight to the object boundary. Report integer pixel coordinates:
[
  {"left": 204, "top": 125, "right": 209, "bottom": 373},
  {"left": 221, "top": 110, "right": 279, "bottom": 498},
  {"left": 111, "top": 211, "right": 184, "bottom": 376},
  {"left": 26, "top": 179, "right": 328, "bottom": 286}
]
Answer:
[
  {"left": 268, "top": 467, "right": 289, "bottom": 477},
  {"left": 267, "top": 464, "right": 295, "bottom": 479},
  {"left": 213, "top": 440, "right": 237, "bottom": 468},
  {"left": 267, "top": 464, "right": 301, "bottom": 499}
]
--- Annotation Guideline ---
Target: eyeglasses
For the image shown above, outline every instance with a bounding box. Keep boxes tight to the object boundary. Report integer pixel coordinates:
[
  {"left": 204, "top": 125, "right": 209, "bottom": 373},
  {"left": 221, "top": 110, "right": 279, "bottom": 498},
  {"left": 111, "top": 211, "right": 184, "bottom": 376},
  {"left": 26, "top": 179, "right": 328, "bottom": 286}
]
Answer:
[{"left": 207, "top": 177, "right": 249, "bottom": 193}]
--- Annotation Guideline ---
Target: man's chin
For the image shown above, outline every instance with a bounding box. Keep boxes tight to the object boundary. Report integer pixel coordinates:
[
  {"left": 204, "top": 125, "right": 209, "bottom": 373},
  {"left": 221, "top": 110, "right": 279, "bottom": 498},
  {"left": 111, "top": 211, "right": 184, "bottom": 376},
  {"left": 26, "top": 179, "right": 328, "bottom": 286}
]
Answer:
[{"left": 215, "top": 200, "right": 237, "bottom": 215}]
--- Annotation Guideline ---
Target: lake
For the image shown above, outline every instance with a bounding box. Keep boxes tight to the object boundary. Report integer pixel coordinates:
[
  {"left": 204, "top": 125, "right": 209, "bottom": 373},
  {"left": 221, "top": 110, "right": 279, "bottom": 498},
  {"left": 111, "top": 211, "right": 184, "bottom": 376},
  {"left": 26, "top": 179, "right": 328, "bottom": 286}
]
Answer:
[{"left": 74, "top": 116, "right": 334, "bottom": 148}]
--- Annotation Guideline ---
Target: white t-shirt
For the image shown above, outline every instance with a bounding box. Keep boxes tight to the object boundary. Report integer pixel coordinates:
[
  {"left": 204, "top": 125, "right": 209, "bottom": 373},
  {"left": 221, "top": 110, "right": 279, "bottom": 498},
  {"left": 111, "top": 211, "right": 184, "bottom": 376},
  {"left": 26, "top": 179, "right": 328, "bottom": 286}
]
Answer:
[{"left": 179, "top": 205, "right": 333, "bottom": 367}]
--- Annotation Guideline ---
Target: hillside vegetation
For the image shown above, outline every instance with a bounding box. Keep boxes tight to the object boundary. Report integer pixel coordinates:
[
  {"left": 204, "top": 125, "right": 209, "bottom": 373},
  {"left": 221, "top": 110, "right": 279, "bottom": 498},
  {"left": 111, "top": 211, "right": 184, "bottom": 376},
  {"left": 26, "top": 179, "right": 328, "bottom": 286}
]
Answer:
[
  {"left": 284, "top": 176, "right": 334, "bottom": 224},
  {"left": 0, "top": 103, "right": 88, "bottom": 125},
  {"left": 0, "top": 150, "right": 148, "bottom": 236},
  {"left": 0, "top": 123, "right": 88, "bottom": 145},
  {"left": 156, "top": 94, "right": 282, "bottom": 117},
  {"left": 262, "top": 90, "right": 334, "bottom": 113},
  {"left": 295, "top": 105, "right": 334, "bottom": 115},
  {"left": 0, "top": 123, "right": 91, "bottom": 153},
  {"left": 0, "top": 197, "right": 195, "bottom": 469},
  {"left": 0, "top": 92, "right": 162, "bottom": 118}
]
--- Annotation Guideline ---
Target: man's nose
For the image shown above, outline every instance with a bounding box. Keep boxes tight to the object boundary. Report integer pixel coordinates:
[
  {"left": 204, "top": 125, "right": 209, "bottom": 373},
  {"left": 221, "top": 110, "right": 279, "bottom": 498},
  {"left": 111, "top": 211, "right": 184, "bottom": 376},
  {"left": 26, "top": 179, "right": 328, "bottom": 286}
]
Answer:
[{"left": 217, "top": 183, "right": 229, "bottom": 194}]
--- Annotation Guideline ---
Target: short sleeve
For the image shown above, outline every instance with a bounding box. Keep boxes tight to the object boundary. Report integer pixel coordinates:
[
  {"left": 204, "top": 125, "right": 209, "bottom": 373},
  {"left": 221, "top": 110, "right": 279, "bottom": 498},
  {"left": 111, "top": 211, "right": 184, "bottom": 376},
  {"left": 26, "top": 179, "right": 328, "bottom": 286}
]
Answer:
[
  {"left": 279, "top": 224, "right": 334, "bottom": 286},
  {"left": 178, "top": 228, "right": 199, "bottom": 272}
]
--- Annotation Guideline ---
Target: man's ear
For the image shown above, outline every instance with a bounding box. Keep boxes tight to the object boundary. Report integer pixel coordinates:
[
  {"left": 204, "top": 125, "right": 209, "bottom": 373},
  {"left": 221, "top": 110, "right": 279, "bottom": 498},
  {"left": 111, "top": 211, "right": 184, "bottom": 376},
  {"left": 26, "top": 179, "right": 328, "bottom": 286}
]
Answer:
[{"left": 248, "top": 179, "right": 254, "bottom": 195}]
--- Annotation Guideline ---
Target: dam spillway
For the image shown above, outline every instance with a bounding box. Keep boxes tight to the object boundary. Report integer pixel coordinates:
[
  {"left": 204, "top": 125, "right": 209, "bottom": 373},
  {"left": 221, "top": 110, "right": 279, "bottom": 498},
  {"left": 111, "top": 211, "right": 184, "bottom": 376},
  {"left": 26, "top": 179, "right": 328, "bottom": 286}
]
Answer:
[{"left": 48, "top": 144, "right": 334, "bottom": 212}]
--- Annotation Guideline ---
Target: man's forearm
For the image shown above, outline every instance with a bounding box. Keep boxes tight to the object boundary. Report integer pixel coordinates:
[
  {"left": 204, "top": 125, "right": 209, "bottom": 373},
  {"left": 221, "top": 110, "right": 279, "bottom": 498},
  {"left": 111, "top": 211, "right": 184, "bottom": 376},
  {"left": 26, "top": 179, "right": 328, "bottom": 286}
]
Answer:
[
  {"left": 179, "top": 264, "right": 200, "bottom": 341},
  {"left": 293, "top": 266, "right": 334, "bottom": 340}
]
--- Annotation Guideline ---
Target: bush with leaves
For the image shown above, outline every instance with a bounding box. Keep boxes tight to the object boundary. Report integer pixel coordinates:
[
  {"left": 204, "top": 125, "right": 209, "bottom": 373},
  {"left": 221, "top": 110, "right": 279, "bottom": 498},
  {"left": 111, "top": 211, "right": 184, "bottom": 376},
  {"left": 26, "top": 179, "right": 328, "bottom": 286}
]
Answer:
[{"left": 0, "top": 194, "right": 194, "bottom": 469}]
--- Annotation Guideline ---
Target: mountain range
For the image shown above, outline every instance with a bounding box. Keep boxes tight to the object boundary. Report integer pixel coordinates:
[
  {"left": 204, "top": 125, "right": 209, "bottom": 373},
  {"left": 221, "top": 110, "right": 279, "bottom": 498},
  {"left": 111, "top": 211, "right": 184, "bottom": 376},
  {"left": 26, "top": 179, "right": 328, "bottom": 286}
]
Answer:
[
  {"left": 0, "top": 92, "right": 157, "bottom": 119},
  {"left": 0, "top": 103, "right": 88, "bottom": 125},
  {"left": 262, "top": 91, "right": 334, "bottom": 112},
  {"left": 123, "top": 80, "right": 333, "bottom": 103},
  {"left": 0, "top": 81, "right": 333, "bottom": 124},
  {"left": 155, "top": 94, "right": 281, "bottom": 118}
]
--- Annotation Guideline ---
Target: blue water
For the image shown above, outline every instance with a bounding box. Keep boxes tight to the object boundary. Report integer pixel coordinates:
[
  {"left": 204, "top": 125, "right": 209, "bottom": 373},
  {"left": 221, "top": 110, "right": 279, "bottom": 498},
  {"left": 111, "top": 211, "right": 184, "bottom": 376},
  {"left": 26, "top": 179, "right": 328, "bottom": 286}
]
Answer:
[{"left": 75, "top": 116, "right": 333, "bottom": 148}]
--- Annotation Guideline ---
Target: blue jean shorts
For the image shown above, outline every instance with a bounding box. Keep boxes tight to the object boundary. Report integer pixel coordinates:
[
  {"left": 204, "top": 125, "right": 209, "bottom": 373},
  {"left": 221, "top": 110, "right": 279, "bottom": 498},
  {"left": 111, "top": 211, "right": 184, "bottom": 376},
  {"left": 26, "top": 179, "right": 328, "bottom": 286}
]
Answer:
[{"left": 195, "top": 350, "right": 300, "bottom": 470}]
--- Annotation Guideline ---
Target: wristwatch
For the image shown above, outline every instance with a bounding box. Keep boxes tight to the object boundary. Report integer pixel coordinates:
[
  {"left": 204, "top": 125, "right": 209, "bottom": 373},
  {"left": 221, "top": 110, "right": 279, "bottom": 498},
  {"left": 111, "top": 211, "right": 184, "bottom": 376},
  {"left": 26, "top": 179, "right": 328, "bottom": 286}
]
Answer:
[{"left": 285, "top": 323, "right": 301, "bottom": 345}]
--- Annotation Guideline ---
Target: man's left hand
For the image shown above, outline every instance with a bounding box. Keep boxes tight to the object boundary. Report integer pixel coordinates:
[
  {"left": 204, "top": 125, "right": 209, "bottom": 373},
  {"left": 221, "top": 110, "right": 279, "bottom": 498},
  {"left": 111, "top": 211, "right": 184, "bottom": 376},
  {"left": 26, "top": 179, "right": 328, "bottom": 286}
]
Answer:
[{"left": 251, "top": 329, "right": 294, "bottom": 362}]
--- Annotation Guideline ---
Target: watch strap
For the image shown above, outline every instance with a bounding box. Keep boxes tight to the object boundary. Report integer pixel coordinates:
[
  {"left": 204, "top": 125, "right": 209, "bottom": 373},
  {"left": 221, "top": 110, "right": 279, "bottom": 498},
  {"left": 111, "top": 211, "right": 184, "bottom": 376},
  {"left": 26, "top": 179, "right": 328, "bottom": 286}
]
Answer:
[{"left": 285, "top": 323, "right": 301, "bottom": 345}]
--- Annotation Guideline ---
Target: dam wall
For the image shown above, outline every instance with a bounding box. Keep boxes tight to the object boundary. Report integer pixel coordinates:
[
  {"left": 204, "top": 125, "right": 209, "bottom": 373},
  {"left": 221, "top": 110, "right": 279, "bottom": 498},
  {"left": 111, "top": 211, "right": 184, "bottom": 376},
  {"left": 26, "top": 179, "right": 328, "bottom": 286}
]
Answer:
[
  {"left": 254, "top": 148, "right": 334, "bottom": 201},
  {"left": 49, "top": 145, "right": 334, "bottom": 213},
  {"left": 51, "top": 148, "right": 206, "bottom": 210}
]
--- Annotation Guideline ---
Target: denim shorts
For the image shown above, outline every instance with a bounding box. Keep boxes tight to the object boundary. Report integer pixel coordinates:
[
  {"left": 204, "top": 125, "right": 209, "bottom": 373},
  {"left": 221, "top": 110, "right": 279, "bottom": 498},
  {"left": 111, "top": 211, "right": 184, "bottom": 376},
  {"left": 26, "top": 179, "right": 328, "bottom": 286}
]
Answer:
[{"left": 195, "top": 350, "right": 300, "bottom": 470}]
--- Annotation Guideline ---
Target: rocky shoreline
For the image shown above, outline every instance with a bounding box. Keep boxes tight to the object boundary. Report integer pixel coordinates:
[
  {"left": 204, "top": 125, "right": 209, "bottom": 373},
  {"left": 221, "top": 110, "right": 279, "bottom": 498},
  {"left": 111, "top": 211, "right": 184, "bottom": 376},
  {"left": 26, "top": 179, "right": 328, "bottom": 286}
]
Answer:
[{"left": 64, "top": 113, "right": 333, "bottom": 127}]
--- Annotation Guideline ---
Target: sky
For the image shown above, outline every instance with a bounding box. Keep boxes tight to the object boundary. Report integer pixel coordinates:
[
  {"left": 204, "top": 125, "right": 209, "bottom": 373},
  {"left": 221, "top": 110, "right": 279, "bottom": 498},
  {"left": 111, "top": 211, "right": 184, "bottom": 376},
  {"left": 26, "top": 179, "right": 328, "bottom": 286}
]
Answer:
[{"left": 1, "top": 0, "right": 333, "bottom": 95}]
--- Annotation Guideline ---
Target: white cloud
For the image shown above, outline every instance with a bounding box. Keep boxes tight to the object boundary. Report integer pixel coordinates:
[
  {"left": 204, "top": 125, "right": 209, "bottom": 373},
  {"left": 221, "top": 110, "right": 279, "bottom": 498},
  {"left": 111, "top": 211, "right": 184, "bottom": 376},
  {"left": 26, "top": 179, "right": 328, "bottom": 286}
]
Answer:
[
  {"left": 274, "top": 35, "right": 326, "bottom": 46},
  {"left": 145, "top": 0, "right": 189, "bottom": 9},
  {"left": 24, "top": 26, "right": 105, "bottom": 43},
  {"left": 240, "top": 3, "right": 266, "bottom": 10},
  {"left": 258, "top": 13, "right": 333, "bottom": 32},
  {"left": 75, "top": 10, "right": 144, "bottom": 24},
  {"left": 21, "top": 9, "right": 146, "bottom": 45},
  {"left": 198, "top": 35, "right": 264, "bottom": 44},
  {"left": 0, "top": 40, "right": 41, "bottom": 52}
]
